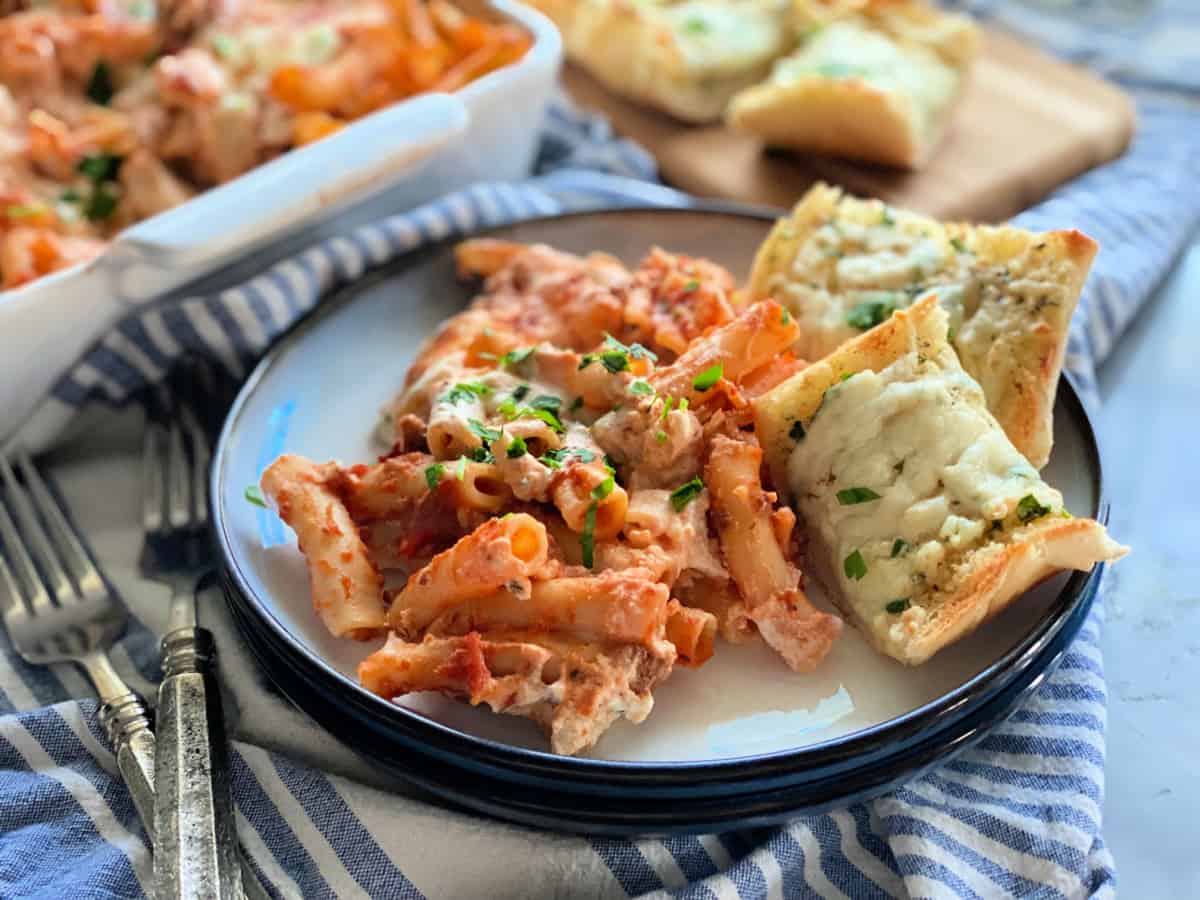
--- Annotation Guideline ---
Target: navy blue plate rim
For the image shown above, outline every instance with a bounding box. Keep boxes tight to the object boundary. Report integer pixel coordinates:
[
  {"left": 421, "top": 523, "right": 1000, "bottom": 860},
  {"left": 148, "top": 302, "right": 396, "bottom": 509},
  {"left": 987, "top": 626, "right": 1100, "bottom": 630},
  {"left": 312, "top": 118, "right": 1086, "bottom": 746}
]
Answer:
[{"left": 211, "top": 204, "right": 1109, "bottom": 794}]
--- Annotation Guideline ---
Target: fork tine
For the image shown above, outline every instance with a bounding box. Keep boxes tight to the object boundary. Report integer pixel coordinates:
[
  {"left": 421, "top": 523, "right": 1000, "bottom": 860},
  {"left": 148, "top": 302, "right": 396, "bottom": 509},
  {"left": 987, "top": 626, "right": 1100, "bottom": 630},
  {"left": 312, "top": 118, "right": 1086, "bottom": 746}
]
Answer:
[
  {"left": 142, "top": 419, "right": 166, "bottom": 534},
  {"left": 0, "top": 505, "right": 31, "bottom": 627},
  {"left": 0, "top": 462, "right": 55, "bottom": 617},
  {"left": 0, "top": 454, "right": 75, "bottom": 607},
  {"left": 15, "top": 451, "right": 107, "bottom": 599},
  {"left": 181, "top": 404, "right": 211, "bottom": 528},
  {"left": 166, "top": 414, "right": 190, "bottom": 532}
]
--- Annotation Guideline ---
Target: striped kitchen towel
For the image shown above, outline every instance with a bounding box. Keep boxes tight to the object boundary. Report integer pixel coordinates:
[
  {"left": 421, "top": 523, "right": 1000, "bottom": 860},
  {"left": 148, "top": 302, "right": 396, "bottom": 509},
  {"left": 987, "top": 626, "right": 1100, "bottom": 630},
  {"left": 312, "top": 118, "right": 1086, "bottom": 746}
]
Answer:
[{"left": 3, "top": 15, "right": 1200, "bottom": 900}]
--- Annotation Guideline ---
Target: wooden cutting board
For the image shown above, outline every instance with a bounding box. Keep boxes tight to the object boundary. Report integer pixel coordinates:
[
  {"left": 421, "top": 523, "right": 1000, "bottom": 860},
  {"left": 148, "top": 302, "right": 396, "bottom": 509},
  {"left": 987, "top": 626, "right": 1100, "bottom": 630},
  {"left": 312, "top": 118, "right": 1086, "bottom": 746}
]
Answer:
[{"left": 562, "top": 28, "right": 1135, "bottom": 222}]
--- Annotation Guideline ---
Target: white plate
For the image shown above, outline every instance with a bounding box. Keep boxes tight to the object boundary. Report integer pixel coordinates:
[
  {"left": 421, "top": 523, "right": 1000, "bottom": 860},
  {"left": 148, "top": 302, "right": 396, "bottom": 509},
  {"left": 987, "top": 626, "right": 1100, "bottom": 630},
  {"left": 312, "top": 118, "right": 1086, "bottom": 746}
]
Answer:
[{"left": 214, "top": 207, "right": 1102, "bottom": 764}]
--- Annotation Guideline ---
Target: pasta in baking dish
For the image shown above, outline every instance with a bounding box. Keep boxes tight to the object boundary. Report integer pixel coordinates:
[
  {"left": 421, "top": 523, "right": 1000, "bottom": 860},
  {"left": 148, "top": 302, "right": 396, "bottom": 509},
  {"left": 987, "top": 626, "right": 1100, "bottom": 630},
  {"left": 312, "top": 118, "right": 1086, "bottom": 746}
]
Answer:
[{"left": 260, "top": 237, "right": 843, "bottom": 755}]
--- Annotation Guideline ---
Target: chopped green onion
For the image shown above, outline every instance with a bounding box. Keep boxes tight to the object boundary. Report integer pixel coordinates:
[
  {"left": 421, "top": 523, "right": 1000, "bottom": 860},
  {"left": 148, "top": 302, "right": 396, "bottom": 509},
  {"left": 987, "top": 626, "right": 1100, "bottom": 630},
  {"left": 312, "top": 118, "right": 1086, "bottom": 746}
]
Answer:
[
  {"left": 506, "top": 435, "right": 528, "bottom": 458},
  {"left": 682, "top": 17, "right": 709, "bottom": 34},
  {"left": 846, "top": 298, "right": 896, "bottom": 330},
  {"left": 1016, "top": 494, "right": 1052, "bottom": 524},
  {"left": 424, "top": 464, "right": 444, "bottom": 490},
  {"left": 455, "top": 457, "right": 467, "bottom": 480},
  {"left": 843, "top": 550, "right": 867, "bottom": 581},
  {"left": 498, "top": 347, "right": 534, "bottom": 368},
  {"left": 592, "top": 475, "right": 615, "bottom": 500},
  {"left": 660, "top": 396, "right": 675, "bottom": 421},
  {"left": 86, "top": 61, "right": 115, "bottom": 106},
  {"left": 467, "top": 419, "right": 501, "bottom": 442},
  {"left": 678, "top": 398, "right": 689, "bottom": 411},
  {"left": 244, "top": 485, "right": 266, "bottom": 508},
  {"left": 669, "top": 477, "right": 704, "bottom": 512},
  {"left": 682, "top": 278, "right": 699, "bottom": 292},
  {"left": 789, "top": 421, "right": 806, "bottom": 442},
  {"left": 886, "top": 598, "right": 910, "bottom": 614},
  {"left": 443, "top": 382, "right": 491, "bottom": 405},
  {"left": 781, "top": 308, "right": 792, "bottom": 326},
  {"left": 836, "top": 486, "right": 881, "bottom": 505},
  {"left": 890, "top": 538, "right": 908, "bottom": 558},
  {"left": 581, "top": 502, "right": 598, "bottom": 568},
  {"left": 692, "top": 363, "right": 723, "bottom": 391}
]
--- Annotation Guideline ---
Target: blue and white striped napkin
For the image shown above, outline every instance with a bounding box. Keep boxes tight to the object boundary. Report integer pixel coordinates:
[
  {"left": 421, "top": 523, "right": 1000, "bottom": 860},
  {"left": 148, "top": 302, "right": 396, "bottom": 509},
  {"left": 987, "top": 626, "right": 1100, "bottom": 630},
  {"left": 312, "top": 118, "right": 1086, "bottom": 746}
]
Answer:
[{"left": 3, "top": 7, "right": 1200, "bottom": 899}]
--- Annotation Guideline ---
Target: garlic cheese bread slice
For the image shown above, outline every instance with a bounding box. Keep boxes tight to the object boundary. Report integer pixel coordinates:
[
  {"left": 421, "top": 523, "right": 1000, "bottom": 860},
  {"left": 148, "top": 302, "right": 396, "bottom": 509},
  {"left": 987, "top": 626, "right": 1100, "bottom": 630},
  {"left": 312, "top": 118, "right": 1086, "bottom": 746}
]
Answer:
[
  {"left": 532, "top": 0, "right": 792, "bottom": 123},
  {"left": 747, "top": 183, "right": 1097, "bottom": 467},
  {"left": 727, "top": 1, "right": 979, "bottom": 168},
  {"left": 753, "top": 296, "right": 1126, "bottom": 666}
]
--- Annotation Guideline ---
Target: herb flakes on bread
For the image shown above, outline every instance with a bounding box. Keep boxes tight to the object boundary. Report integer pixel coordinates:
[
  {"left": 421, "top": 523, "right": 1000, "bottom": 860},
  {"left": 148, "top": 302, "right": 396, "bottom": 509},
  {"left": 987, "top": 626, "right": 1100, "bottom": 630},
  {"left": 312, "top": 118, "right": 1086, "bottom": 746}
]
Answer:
[
  {"left": 748, "top": 182, "right": 1097, "bottom": 467},
  {"left": 753, "top": 296, "right": 1126, "bottom": 665}
]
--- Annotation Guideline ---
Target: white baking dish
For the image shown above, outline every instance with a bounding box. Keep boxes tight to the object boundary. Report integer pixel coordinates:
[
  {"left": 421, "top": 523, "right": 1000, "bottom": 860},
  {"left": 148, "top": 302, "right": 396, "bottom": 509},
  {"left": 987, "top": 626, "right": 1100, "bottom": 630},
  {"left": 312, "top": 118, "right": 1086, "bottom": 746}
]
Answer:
[{"left": 0, "top": 0, "right": 561, "bottom": 444}]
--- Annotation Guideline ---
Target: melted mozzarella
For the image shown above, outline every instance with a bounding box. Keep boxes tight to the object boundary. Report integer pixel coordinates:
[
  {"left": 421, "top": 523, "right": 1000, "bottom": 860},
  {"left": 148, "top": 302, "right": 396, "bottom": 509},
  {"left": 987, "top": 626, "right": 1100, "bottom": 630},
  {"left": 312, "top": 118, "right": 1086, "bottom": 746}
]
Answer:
[{"left": 786, "top": 349, "right": 1062, "bottom": 617}]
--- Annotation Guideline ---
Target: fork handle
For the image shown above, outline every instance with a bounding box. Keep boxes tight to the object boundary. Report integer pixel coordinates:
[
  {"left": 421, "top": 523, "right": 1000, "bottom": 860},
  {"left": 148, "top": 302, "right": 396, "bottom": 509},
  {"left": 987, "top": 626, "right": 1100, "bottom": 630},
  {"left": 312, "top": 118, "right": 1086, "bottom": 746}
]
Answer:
[
  {"left": 155, "top": 626, "right": 243, "bottom": 900},
  {"left": 99, "top": 691, "right": 157, "bottom": 835}
]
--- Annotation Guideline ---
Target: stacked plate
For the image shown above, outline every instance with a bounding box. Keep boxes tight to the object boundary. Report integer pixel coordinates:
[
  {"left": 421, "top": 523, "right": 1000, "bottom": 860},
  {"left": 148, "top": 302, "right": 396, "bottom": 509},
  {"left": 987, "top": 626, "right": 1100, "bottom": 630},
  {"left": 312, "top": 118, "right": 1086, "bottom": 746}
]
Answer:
[{"left": 211, "top": 208, "right": 1110, "bottom": 834}]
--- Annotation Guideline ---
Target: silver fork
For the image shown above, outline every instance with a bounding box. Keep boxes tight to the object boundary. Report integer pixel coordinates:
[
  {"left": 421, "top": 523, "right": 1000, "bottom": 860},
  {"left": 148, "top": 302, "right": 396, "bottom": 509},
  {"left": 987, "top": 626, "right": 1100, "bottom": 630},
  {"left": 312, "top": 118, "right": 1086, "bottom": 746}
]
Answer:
[
  {"left": 0, "top": 449, "right": 157, "bottom": 837},
  {"left": 141, "top": 377, "right": 245, "bottom": 900}
]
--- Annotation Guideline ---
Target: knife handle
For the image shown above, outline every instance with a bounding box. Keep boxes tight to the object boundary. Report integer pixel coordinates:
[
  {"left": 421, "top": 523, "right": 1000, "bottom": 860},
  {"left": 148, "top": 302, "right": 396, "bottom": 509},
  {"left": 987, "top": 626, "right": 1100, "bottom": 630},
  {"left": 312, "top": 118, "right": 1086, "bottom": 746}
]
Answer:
[
  {"left": 98, "top": 690, "right": 157, "bottom": 836},
  {"left": 154, "top": 626, "right": 243, "bottom": 900}
]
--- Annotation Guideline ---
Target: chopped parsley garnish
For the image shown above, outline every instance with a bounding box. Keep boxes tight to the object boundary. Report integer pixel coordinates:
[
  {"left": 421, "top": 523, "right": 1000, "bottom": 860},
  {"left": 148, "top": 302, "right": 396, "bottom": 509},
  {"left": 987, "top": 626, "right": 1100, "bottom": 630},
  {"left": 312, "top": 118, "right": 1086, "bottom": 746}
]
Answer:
[
  {"left": 455, "top": 457, "right": 467, "bottom": 480},
  {"left": 497, "top": 347, "right": 534, "bottom": 369},
  {"left": 683, "top": 278, "right": 699, "bottom": 292},
  {"left": 59, "top": 188, "right": 82, "bottom": 204},
  {"left": 669, "top": 477, "right": 704, "bottom": 512},
  {"left": 469, "top": 447, "right": 495, "bottom": 464},
  {"left": 840, "top": 372, "right": 855, "bottom": 382},
  {"left": 210, "top": 33, "right": 238, "bottom": 61},
  {"left": 570, "top": 396, "right": 584, "bottom": 412},
  {"left": 496, "top": 403, "right": 564, "bottom": 433},
  {"left": 781, "top": 308, "right": 792, "bottom": 326},
  {"left": 497, "top": 398, "right": 517, "bottom": 417},
  {"left": 950, "top": 237, "right": 968, "bottom": 253},
  {"left": 424, "top": 464, "right": 444, "bottom": 490},
  {"left": 86, "top": 61, "right": 115, "bottom": 106},
  {"left": 75, "top": 152, "right": 124, "bottom": 222},
  {"left": 655, "top": 430, "right": 668, "bottom": 444},
  {"left": 244, "top": 485, "right": 266, "bottom": 508},
  {"left": 1016, "top": 494, "right": 1052, "bottom": 524},
  {"left": 629, "top": 380, "right": 654, "bottom": 396},
  {"left": 512, "top": 384, "right": 530, "bottom": 402},
  {"left": 886, "top": 598, "right": 911, "bottom": 614},
  {"left": 891, "top": 538, "right": 909, "bottom": 558},
  {"left": 506, "top": 435, "right": 528, "bottom": 458},
  {"left": 529, "top": 394, "right": 561, "bottom": 412},
  {"left": 592, "top": 475, "right": 615, "bottom": 500},
  {"left": 789, "top": 421, "right": 806, "bottom": 442},
  {"left": 880, "top": 208, "right": 895, "bottom": 226},
  {"left": 524, "top": 407, "right": 565, "bottom": 433},
  {"left": 581, "top": 502, "right": 598, "bottom": 568},
  {"left": 679, "top": 398, "right": 689, "bottom": 411},
  {"left": 77, "top": 153, "right": 122, "bottom": 182},
  {"left": 846, "top": 297, "right": 896, "bottom": 330},
  {"left": 579, "top": 350, "right": 630, "bottom": 374},
  {"left": 467, "top": 419, "right": 501, "bottom": 442},
  {"left": 692, "top": 363, "right": 723, "bottom": 391},
  {"left": 443, "top": 382, "right": 491, "bottom": 405},
  {"left": 836, "top": 487, "right": 881, "bottom": 505},
  {"left": 539, "top": 447, "right": 596, "bottom": 469},
  {"left": 843, "top": 550, "right": 867, "bottom": 581},
  {"left": 682, "top": 17, "right": 710, "bottom": 34}
]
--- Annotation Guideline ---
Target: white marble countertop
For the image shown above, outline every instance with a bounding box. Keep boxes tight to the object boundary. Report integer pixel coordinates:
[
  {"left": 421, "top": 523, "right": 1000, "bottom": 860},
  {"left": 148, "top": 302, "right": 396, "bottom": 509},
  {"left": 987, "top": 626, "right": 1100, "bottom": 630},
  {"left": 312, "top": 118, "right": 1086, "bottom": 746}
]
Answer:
[{"left": 1096, "top": 237, "right": 1200, "bottom": 896}]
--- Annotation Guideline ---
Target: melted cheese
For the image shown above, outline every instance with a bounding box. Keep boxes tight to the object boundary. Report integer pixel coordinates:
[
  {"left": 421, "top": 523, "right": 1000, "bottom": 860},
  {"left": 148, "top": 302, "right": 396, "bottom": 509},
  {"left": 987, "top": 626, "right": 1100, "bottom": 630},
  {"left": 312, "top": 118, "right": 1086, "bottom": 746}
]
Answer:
[
  {"left": 770, "top": 22, "right": 960, "bottom": 136},
  {"left": 786, "top": 347, "right": 1062, "bottom": 619}
]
